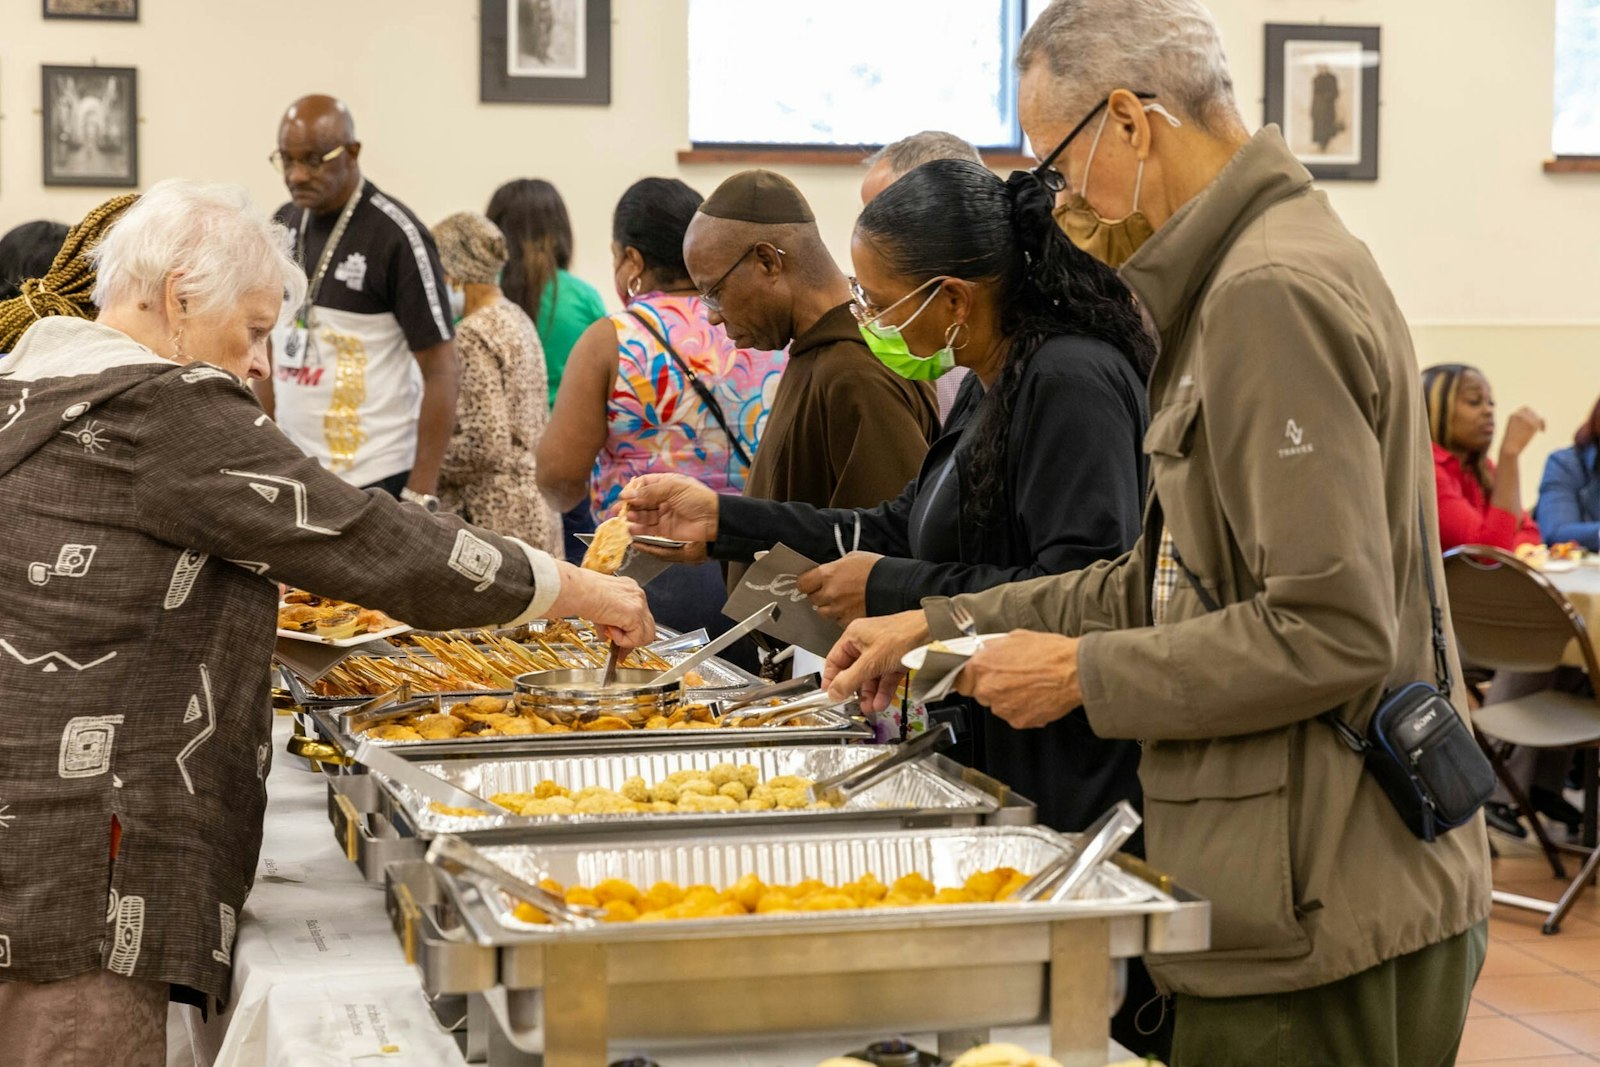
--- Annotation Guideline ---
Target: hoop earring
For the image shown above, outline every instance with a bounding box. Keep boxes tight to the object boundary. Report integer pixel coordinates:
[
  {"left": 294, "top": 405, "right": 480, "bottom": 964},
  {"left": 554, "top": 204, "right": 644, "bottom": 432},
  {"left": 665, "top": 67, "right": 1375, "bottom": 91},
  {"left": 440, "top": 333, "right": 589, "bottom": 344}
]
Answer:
[
  {"left": 626, "top": 276, "right": 642, "bottom": 298},
  {"left": 945, "top": 321, "right": 970, "bottom": 351}
]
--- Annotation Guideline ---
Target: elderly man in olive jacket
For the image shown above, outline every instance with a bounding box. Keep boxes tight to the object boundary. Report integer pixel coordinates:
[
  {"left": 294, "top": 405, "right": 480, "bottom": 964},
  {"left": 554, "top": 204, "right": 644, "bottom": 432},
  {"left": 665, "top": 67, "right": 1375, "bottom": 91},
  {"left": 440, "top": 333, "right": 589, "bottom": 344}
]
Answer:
[{"left": 825, "top": 3, "right": 1491, "bottom": 1065}]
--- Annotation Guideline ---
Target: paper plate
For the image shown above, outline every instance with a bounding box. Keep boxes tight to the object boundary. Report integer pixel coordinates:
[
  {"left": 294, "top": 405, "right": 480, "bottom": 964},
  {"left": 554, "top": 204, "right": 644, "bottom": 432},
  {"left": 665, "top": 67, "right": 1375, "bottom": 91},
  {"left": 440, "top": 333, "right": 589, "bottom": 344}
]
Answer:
[{"left": 901, "top": 633, "right": 1009, "bottom": 672}]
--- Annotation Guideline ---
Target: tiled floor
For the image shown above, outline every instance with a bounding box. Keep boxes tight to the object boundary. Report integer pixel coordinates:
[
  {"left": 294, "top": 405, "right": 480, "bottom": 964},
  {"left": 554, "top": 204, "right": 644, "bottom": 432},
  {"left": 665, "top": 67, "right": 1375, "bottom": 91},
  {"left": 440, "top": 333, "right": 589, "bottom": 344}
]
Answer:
[{"left": 1460, "top": 827, "right": 1600, "bottom": 1063}]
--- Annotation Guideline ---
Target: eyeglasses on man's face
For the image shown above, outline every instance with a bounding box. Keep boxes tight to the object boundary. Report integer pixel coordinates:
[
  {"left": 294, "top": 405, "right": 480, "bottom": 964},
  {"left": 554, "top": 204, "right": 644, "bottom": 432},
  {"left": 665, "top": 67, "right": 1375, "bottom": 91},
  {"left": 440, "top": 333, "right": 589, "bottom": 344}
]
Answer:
[
  {"left": 700, "top": 243, "right": 784, "bottom": 313},
  {"left": 268, "top": 144, "right": 347, "bottom": 177},
  {"left": 1032, "top": 91, "right": 1158, "bottom": 195}
]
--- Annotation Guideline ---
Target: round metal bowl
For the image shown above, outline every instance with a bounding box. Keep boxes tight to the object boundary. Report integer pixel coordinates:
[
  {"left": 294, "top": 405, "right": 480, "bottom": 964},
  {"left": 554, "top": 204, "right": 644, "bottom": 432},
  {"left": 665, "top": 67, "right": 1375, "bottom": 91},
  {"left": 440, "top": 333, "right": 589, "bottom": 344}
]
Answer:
[{"left": 513, "top": 668, "right": 683, "bottom": 726}]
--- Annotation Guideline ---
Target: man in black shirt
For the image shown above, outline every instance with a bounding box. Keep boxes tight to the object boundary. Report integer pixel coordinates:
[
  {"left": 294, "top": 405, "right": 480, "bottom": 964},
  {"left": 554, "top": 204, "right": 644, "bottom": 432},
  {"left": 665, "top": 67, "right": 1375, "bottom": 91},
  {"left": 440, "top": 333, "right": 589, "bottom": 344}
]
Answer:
[{"left": 260, "top": 95, "right": 458, "bottom": 507}]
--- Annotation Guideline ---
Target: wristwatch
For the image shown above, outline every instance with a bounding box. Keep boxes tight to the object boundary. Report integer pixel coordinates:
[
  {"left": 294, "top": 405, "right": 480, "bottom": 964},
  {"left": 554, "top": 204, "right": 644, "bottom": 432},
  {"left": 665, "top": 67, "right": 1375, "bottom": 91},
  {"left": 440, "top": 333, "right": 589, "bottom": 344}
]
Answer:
[{"left": 400, "top": 487, "right": 441, "bottom": 512}]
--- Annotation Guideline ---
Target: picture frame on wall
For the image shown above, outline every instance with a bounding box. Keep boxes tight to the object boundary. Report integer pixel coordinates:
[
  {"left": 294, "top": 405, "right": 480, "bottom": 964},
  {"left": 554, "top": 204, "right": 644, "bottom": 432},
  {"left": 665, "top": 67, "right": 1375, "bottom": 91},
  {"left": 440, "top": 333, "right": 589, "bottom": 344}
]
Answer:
[
  {"left": 1264, "top": 23, "right": 1380, "bottom": 181},
  {"left": 480, "top": 0, "right": 611, "bottom": 105},
  {"left": 42, "top": 0, "right": 139, "bottom": 21},
  {"left": 42, "top": 65, "right": 139, "bottom": 188}
]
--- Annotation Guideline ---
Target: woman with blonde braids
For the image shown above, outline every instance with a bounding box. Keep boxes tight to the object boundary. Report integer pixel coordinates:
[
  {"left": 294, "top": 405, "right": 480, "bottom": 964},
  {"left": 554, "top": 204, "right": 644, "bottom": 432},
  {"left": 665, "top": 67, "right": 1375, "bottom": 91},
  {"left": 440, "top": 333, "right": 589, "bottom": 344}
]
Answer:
[{"left": 0, "top": 193, "right": 139, "bottom": 353}]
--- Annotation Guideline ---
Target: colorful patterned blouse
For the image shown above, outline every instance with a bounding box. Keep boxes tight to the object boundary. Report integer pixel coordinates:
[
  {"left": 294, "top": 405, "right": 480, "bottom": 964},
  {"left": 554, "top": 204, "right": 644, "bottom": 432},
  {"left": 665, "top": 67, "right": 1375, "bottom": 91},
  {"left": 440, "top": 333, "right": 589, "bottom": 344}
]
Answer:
[{"left": 589, "top": 293, "right": 786, "bottom": 517}]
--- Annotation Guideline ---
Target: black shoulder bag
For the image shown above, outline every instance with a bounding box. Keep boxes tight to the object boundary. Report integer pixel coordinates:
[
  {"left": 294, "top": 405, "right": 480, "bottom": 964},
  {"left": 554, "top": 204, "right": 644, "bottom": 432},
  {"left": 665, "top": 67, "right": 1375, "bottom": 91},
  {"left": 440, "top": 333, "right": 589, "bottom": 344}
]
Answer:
[
  {"left": 627, "top": 310, "right": 752, "bottom": 469},
  {"left": 1172, "top": 502, "right": 1495, "bottom": 842}
]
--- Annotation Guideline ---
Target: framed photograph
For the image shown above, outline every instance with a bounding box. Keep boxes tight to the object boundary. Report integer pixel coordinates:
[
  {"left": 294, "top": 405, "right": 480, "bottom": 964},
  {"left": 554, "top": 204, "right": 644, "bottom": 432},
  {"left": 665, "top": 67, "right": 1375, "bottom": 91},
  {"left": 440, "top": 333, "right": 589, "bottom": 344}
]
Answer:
[
  {"left": 42, "top": 65, "right": 138, "bottom": 188},
  {"left": 481, "top": 0, "right": 611, "bottom": 105},
  {"left": 42, "top": 0, "right": 139, "bottom": 20},
  {"left": 1264, "top": 24, "right": 1380, "bottom": 181}
]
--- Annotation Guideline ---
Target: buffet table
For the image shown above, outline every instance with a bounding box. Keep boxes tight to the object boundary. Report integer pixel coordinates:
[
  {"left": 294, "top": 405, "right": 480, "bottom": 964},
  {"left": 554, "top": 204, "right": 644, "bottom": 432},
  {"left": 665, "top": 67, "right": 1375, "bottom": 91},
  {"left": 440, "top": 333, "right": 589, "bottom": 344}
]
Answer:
[{"left": 172, "top": 714, "right": 1141, "bottom": 1067}]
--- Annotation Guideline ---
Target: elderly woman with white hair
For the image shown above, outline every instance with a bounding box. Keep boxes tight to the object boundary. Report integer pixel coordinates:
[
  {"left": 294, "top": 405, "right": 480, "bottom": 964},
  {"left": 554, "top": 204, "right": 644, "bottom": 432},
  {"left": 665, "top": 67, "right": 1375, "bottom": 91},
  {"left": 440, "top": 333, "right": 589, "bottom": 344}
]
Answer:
[
  {"left": 824, "top": 1, "right": 1490, "bottom": 1064},
  {"left": 0, "top": 179, "right": 653, "bottom": 1065}
]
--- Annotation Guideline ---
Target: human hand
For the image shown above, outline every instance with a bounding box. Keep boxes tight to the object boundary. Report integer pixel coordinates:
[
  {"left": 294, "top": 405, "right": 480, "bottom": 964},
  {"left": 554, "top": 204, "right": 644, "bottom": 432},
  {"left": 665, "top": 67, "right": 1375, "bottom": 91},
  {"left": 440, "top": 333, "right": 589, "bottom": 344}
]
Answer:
[
  {"left": 1500, "top": 406, "right": 1545, "bottom": 458},
  {"left": 620, "top": 474, "right": 720, "bottom": 544},
  {"left": 795, "top": 551, "right": 882, "bottom": 625},
  {"left": 824, "top": 609, "right": 931, "bottom": 713},
  {"left": 547, "top": 562, "right": 656, "bottom": 647},
  {"left": 954, "top": 631, "right": 1083, "bottom": 729}
]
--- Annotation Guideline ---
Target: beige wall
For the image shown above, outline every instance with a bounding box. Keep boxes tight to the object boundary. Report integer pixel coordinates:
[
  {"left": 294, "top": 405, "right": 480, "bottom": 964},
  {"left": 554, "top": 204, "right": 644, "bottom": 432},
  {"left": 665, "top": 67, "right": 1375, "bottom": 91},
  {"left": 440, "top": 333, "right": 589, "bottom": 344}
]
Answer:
[{"left": 2, "top": 0, "right": 1597, "bottom": 496}]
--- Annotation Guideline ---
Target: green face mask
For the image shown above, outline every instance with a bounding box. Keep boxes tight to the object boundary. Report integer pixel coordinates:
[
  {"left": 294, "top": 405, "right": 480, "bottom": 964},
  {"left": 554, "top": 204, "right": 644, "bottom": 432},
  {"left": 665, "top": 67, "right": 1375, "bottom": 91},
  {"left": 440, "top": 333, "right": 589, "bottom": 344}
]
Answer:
[{"left": 854, "top": 277, "right": 961, "bottom": 381}]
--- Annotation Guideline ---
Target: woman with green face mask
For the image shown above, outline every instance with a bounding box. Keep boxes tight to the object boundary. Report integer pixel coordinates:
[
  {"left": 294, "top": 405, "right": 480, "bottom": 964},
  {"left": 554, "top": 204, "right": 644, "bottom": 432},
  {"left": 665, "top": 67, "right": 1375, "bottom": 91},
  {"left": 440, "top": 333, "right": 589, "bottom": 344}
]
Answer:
[{"left": 624, "top": 158, "right": 1154, "bottom": 840}]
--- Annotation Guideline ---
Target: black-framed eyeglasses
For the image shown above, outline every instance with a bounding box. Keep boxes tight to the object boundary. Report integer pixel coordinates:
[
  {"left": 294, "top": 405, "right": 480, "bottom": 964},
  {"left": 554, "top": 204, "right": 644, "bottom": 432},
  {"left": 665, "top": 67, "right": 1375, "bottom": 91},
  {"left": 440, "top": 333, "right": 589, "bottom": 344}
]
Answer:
[
  {"left": 1033, "top": 91, "right": 1157, "bottom": 195},
  {"left": 700, "top": 243, "right": 784, "bottom": 313},
  {"left": 268, "top": 144, "right": 347, "bottom": 177}
]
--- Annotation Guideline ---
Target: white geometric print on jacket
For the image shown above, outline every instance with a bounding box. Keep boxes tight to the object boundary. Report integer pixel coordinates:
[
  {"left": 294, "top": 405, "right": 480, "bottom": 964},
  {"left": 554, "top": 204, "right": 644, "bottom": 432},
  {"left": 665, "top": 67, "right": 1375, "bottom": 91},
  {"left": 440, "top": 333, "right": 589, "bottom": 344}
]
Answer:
[
  {"left": 1, "top": 388, "right": 28, "bottom": 433},
  {"left": 58, "top": 715, "right": 125, "bottom": 778},
  {"left": 448, "top": 529, "right": 502, "bottom": 592},
  {"left": 163, "top": 550, "right": 209, "bottom": 610},
  {"left": 219, "top": 469, "right": 340, "bottom": 535},
  {"left": 26, "top": 542, "right": 97, "bottom": 587},
  {"left": 181, "top": 366, "right": 236, "bottom": 385},
  {"left": 0, "top": 799, "right": 14, "bottom": 830},
  {"left": 0, "top": 638, "right": 117, "bottom": 674},
  {"left": 175, "top": 663, "right": 216, "bottom": 794},
  {"left": 61, "top": 401, "right": 90, "bottom": 421},
  {"left": 107, "top": 894, "right": 146, "bottom": 976},
  {"left": 0, "top": 933, "right": 11, "bottom": 968},
  {"left": 213, "top": 902, "right": 237, "bottom": 964},
  {"left": 60, "top": 420, "right": 110, "bottom": 454}
]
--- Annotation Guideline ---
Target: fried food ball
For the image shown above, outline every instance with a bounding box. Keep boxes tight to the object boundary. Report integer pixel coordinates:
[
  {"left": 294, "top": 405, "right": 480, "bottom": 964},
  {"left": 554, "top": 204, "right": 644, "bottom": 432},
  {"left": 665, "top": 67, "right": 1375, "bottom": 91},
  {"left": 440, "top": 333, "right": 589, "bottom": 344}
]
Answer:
[
  {"left": 512, "top": 901, "right": 552, "bottom": 925},
  {"left": 538, "top": 796, "right": 577, "bottom": 815},
  {"left": 680, "top": 794, "right": 739, "bottom": 813},
  {"left": 736, "top": 764, "right": 761, "bottom": 790},
  {"left": 717, "top": 781, "right": 749, "bottom": 803},
  {"left": 707, "top": 762, "right": 738, "bottom": 787},
  {"left": 647, "top": 800, "right": 676, "bottom": 814},
  {"left": 619, "top": 776, "right": 650, "bottom": 803},
  {"left": 792, "top": 878, "right": 827, "bottom": 899},
  {"left": 997, "top": 870, "right": 1032, "bottom": 902},
  {"left": 891, "top": 872, "right": 936, "bottom": 900},
  {"left": 728, "top": 874, "right": 765, "bottom": 912},
  {"left": 534, "top": 781, "right": 570, "bottom": 800},
  {"left": 537, "top": 876, "right": 564, "bottom": 894},
  {"left": 593, "top": 878, "right": 642, "bottom": 906},
  {"left": 738, "top": 796, "right": 776, "bottom": 812},
  {"left": 652, "top": 780, "right": 682, "bottom": 804},
  {"left": 679, "top": 778, "right": 716, "bottom": 797},
  {"left": 755, "top": 890, "right": 797, "bottom": 913},
  {"left": 601, "top": 899, "right": 640, "bottom": 923},
  {"left": 965, "top": 867, "right": 1018, "bottom": 903},
  {"left": 564, "top": 886, "right": 600, "bottom": 908},
  {"left": 931, "top": 887, "right": 979, "bottom": 905},
  {"left": 640, "top": 881, "right": 684, "bottom": 912},
  {"left": 771, "top": 788, "right": 810, "bottom": 809},
  {"left": 800, "top": 893, "right": 858, "bottom": 911}
]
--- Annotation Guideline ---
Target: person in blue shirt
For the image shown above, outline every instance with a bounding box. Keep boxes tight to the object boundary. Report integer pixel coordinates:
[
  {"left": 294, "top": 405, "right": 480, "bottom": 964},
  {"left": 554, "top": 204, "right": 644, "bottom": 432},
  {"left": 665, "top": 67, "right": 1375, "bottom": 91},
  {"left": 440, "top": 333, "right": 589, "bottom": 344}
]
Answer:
[{"left": 1534, "top": 397, "right": 1600, "bottom": 551}]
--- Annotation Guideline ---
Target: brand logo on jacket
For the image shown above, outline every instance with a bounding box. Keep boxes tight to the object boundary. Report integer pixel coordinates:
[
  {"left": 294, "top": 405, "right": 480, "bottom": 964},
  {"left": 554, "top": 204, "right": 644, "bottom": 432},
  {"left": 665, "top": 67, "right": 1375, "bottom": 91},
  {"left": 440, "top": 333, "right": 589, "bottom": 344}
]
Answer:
[
  {"left": 334, "top": 252, "right": 367, "bottom": 292},
  {"left": 1278, "top": 419, "right": 1315, "bottom": 458}
]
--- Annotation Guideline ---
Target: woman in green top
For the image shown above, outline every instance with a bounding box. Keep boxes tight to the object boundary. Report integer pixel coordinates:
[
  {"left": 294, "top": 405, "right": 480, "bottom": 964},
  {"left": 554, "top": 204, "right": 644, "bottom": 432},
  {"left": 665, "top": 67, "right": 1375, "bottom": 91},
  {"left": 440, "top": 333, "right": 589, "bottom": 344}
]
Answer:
[
  {"left": 488, "top": 179, "right": 607, "bottom": 404},
  {"left": 488, "top": 179, "right": 609, "bottom": 561}
]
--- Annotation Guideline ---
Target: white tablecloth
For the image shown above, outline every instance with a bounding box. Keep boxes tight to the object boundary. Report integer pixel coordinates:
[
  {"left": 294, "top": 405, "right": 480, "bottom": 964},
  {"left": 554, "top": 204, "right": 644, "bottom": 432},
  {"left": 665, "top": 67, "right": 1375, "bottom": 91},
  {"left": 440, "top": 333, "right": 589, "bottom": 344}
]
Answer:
[{"left": 172, "top": 715, "right": 1133, "bottom": 1066}]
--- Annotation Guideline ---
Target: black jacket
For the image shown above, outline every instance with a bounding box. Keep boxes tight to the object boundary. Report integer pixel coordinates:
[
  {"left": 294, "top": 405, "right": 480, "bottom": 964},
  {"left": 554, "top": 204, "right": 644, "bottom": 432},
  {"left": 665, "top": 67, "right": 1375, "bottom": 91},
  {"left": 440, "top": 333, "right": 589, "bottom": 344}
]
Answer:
[{"left": 714, "top": 334, "right": 1149, "bottom": 834}]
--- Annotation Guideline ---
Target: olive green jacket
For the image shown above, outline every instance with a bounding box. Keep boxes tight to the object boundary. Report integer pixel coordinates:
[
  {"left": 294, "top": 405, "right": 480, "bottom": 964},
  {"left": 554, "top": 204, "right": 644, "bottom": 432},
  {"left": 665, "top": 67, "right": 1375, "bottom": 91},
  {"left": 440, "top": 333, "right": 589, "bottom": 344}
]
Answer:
[{"left": 946, "top": 128, "right": 1492, "bottom": 998}]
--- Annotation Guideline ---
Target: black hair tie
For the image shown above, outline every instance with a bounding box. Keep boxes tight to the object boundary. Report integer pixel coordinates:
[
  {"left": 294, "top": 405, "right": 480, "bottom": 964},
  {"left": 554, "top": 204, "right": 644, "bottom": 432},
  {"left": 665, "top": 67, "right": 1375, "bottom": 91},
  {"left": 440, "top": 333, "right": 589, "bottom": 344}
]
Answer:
[{"left": 1003, "top": 169, "right": 1055, "bottom": 269}]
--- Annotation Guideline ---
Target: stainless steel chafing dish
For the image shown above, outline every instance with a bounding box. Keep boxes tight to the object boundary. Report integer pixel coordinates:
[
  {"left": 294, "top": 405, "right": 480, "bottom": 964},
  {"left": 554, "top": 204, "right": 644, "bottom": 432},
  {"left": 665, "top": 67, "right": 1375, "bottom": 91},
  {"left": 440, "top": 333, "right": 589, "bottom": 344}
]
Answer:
[
  {"left": 325, "top": 744, "right": 1033, "bottom": 881},
  {"left": 384, "top": 826, "right": 1209, "bottom": 1066},
  {"left": 512, "top": 667, "right": 682, "bottom": 726}
]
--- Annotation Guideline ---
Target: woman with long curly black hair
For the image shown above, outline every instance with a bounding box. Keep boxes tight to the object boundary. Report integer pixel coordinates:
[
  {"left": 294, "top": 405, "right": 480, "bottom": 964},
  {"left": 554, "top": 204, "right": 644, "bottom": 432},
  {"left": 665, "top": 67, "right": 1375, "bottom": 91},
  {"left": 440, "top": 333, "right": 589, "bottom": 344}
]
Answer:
[{"left": 624, "top": 158, "right": 1153, "bottom": 828}]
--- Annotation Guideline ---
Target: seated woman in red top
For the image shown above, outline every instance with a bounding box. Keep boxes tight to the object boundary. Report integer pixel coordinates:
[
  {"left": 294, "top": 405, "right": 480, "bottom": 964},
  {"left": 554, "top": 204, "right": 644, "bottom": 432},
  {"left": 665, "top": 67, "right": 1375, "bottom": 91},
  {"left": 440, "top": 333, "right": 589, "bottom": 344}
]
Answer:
[{"left": 1422, "top": 363, "right": 1545, "bottom": 551}]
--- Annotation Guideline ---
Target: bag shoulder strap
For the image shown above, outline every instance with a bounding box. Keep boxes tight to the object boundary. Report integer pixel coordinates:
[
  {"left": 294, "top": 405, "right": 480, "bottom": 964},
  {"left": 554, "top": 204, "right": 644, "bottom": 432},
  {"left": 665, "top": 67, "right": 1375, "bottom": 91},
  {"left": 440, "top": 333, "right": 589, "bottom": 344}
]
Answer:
[{"left": 626, "top": 309, "right": 752, "bottom": 469}]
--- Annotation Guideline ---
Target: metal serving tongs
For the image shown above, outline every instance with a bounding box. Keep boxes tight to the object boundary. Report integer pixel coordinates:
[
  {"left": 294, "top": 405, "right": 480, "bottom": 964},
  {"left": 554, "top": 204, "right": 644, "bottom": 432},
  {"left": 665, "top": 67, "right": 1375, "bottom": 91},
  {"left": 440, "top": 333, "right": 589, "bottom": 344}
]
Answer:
[
  {"left": 425, "top": 834, "right": 603, "bottom": 927},
  {"left": 340, "top": 684, "right": 444, "bottom": 733},
  {"left": 650, "top": 602, "right": 780, "bottom": 686},
  {"left": 805, "top": 722, "right": 956, "bottom": 806},
  {"left": 350, "top": 739, "right": 501, "bottom": 816},
  {"left": 1010, "top": 800, "right": 1144, "bottom": 904},
  {"left": 710, "top": 674, "right": 822, "bottom": 720}
]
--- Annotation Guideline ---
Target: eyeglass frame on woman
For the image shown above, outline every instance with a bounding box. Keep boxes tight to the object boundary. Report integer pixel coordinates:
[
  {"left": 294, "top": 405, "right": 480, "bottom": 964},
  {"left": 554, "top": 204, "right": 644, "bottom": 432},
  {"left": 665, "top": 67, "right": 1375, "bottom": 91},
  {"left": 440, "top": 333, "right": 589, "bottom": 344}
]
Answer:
[
  {"left": 848, "top": 274, "right": 953, "bottom": 338},
  {"left": 268, "top": 144, "right": 348, "bottom": 176},
  {"left": 1033, "top": 91, "right": 1158, "bottom": 195},
  {"left": 700, "top": 242, "right": 785, "bottom": 313}
]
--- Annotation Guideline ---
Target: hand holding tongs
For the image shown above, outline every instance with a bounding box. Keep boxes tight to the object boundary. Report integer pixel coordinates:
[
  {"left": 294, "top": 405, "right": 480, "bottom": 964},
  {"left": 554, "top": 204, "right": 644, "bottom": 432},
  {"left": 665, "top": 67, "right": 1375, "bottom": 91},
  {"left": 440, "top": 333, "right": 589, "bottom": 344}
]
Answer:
[
  {"left": 1010, "top": 800, "right": 1143, "bottom": 904},
  {"left": 426, "top": 834, "right": 603, "bottom": 927},
  {"left": 712, "top": 674, "right": 821, "bottom": 719},
  {"left": 805, "top": 722, "right": 955, "bottom": 806},
  {"left": 650, "top": 602, "right": 779, "bottom": 685}
]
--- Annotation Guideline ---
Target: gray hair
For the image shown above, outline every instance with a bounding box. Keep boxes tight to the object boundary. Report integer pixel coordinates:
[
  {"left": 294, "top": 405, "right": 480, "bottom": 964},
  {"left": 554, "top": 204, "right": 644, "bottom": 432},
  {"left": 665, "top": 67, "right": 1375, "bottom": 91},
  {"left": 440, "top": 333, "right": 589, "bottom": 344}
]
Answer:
[
  {"left": 865, "top": 130, "right": 984, "bottom": 177},
  {"left": 1017, "top": 0, "right": 1242, "bottom": 133},
  {"left": 92, "top": 178, "right": 305, "bottom": 322}
]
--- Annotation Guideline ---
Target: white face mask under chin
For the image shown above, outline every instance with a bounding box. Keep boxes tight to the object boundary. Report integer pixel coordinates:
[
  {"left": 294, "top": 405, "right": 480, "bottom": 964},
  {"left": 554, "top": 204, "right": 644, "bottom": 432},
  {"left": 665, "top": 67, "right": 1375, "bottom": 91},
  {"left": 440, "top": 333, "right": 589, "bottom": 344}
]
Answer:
[{"left": 448, "top": 284, "right": 467, "bottom": 322}]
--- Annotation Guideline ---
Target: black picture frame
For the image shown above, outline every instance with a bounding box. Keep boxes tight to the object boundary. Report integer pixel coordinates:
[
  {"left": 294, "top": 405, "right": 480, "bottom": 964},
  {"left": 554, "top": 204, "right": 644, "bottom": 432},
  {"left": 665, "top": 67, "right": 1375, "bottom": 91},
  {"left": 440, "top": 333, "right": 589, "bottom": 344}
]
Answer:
[
  {"left": 42, "top": 0, "right": 139, "bottom": 21},
  {"left": 1264, "top": 23, "right": 1380, "bottom": 181},
  {"left": 42, "top": 64, "right": 139, "bottom": 188},
  {"left": 481, "top": 0, "right": 610, "bottom": 105}
]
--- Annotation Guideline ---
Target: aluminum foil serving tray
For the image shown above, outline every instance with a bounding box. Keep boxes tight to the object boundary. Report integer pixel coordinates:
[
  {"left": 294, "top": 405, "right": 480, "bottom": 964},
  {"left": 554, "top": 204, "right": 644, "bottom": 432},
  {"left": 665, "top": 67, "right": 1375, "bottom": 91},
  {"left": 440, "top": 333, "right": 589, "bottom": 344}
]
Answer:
[
  {"left": 327, "top": 745, "right": 1032, "bottom": 881},
  {"left": 384, "top": 826, "right": 1210, "bottom": 1063}
]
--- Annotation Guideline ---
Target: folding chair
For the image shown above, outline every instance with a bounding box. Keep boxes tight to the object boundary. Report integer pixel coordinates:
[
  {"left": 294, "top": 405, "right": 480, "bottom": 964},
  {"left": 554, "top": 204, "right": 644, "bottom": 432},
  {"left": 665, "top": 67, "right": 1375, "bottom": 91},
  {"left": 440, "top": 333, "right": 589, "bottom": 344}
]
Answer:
[{"left": 1444, "top": 545, "right": 1600, "bottom": 934}]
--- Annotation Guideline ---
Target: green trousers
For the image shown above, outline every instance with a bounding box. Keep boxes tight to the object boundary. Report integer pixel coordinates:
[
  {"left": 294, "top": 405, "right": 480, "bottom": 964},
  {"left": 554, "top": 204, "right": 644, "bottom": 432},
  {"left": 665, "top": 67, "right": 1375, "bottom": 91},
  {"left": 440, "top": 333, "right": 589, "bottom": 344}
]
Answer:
[{"left": 1171, "top": 921, "right": 1488, "bottom": 1067}]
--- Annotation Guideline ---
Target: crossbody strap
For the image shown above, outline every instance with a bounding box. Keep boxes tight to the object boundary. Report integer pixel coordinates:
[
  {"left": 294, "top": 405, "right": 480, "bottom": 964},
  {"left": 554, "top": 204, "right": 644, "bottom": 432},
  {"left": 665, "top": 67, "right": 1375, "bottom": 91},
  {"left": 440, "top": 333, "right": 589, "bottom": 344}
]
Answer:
[
  {"left": 1168, "top": 498, "right": 1452, "bottom": 752},
  {"left": 627, "top": 309, "right": 753, "bottom": 469}
]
